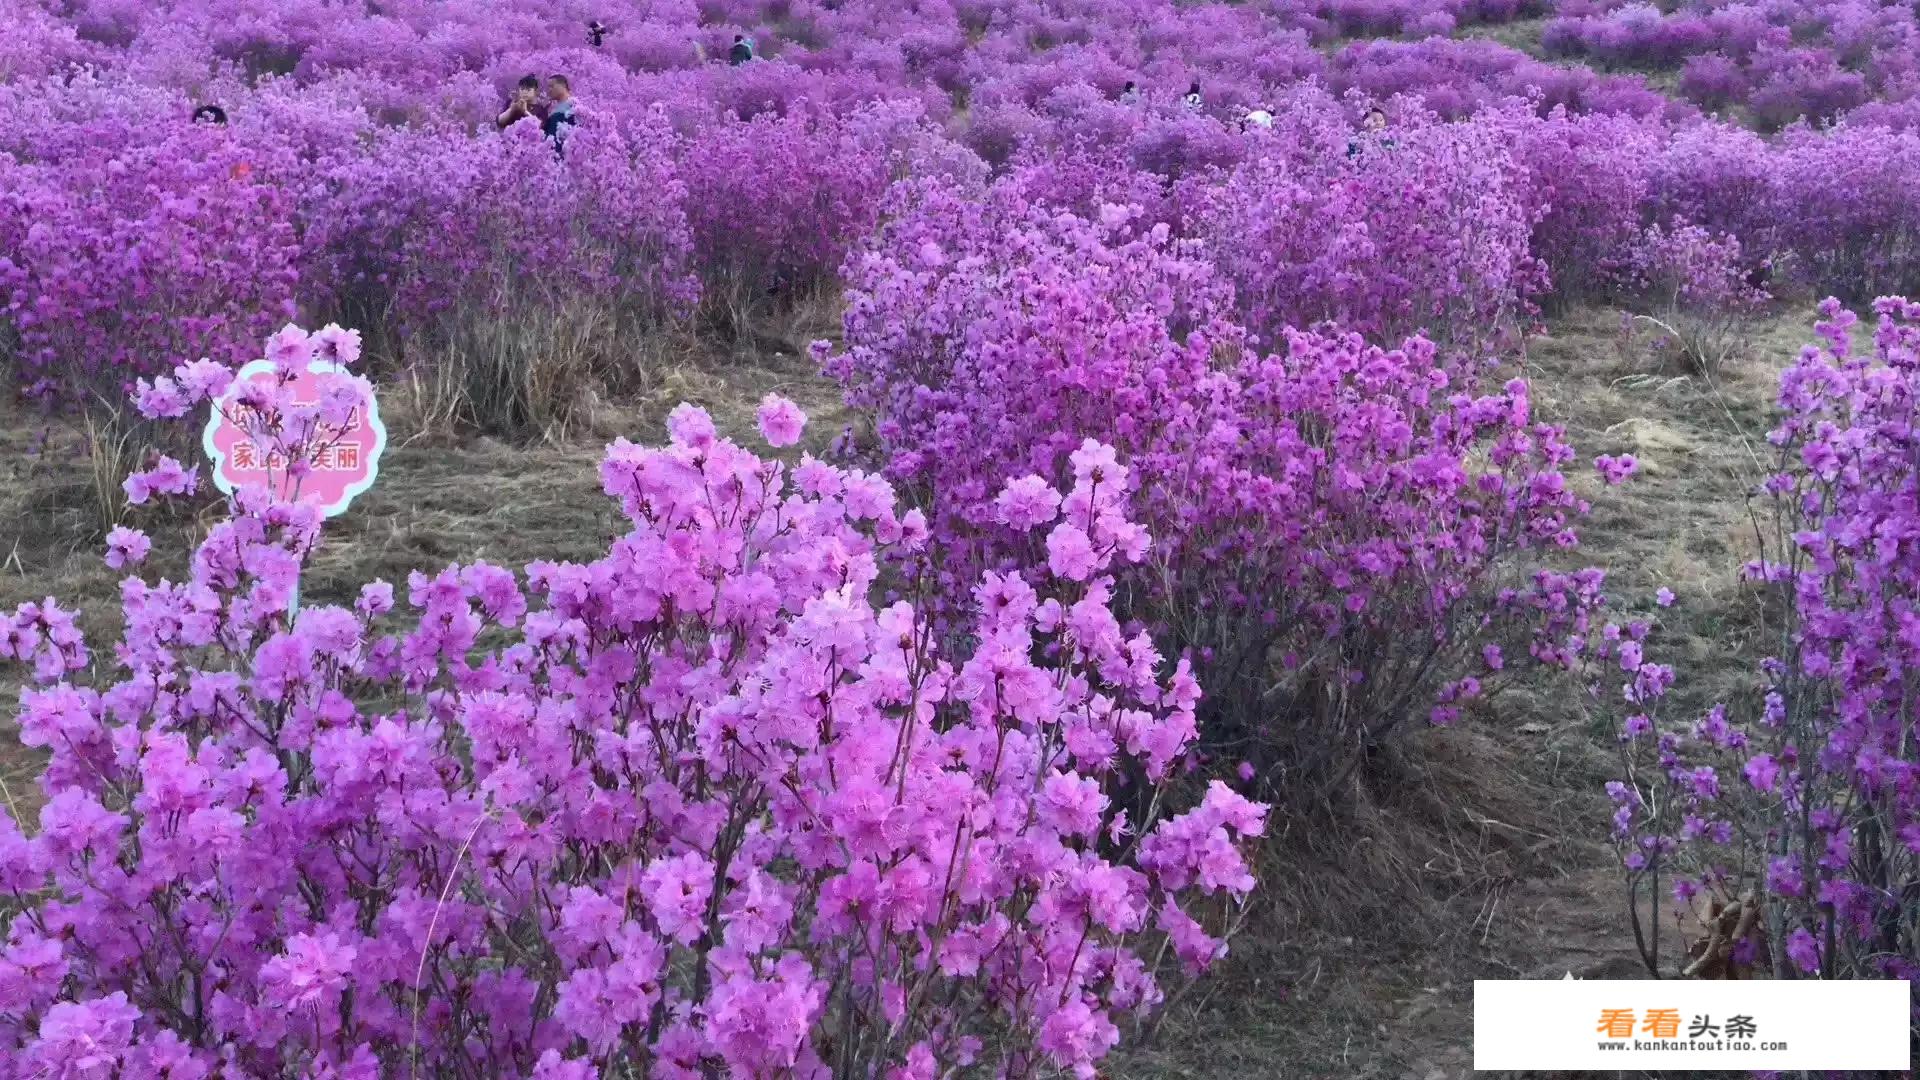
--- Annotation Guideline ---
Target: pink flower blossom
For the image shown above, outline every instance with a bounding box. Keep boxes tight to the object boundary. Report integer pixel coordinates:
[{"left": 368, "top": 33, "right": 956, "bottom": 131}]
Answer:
[
  {"left": 756, "top": 394, "right": 807, "bottom": 447},
  {"left": 103, "top": 528, "right": 150, "bottom": 570}
]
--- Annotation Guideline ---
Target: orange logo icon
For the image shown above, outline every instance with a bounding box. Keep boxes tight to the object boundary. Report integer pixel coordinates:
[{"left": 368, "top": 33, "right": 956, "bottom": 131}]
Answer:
[{"left": 1642, "top": 1009, "right": 1682, "bottom": 1038}]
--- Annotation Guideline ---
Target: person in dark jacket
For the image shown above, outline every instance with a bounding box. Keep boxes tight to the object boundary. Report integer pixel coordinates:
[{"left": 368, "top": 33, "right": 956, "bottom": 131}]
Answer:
[
  {"left": 587, "top": 20, "right": 608, "bottom": 46},
  {"left": 497, "top": 75, "right": 547, "bottom": 130},
  {"left": 542, "top": 75, "right": 578, "bottom": 147},
  {"left": 192, "top": 104, "right": 228, "bottom": 125},
  {"left": 729, "top": 34, "right": 755, "bottom": 65}
]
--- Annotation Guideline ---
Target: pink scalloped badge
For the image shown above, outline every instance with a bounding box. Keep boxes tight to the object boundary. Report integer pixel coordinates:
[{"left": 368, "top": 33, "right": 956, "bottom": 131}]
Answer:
[{"left": 202, "top": 358, "right": 387, "bottom": 517}]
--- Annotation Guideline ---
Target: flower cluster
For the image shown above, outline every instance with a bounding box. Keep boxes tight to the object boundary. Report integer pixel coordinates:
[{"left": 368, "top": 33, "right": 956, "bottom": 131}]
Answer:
[
  {"left": 0, "top": 334, "right": 1266, "bottom": 1073},
  {"left": 0, "top": 121, "right": 299, "bottom": 403},
  {"left": 298, "top": 118, "right": 699, "bottom": 347},
  {"left": 822, "top": 184, "right": 1591, "bottom": 801},
  {"left": 1194, "top": 101, "right": 1547, "bottom": 350},
  {"left": 1327, "top": 36, "right": 1685, "bottom": 122}
]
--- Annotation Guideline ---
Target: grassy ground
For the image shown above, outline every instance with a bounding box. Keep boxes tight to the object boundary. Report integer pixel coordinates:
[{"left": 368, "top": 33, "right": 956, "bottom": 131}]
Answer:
[
  {"left": 1455, "top": 15, "right": 1551, "bottom": 55},
  {"left": 0, "top": 304, "right": 1811, "bottom": 1075}
]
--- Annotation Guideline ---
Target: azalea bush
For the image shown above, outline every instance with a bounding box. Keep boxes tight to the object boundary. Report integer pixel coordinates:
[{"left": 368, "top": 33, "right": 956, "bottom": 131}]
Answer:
[
  {"left": 823, "top": 184, "right": 1592, "bottom": 802},
  {"left": 675, "top": 107, "right": 910, "bottom": 331},
  {"left": 1616, "top": 219, "right": 1769, "bottom": 374},
  {"left": 0, "top": 124, "right": 300, "bottom": 405},
  {"left": 297, "top": 118, "right": 700, "bottom": 437},
  {"left": 1194, "top": 105, "right": 1546, "bottom": 351},
  {"left": 299, "top": 118, "right": 698, "bottom": 353},
  {"left": 1326, "top": 37, "right": 1684, "bottom": 121},
  {"left": 0, "top": 325, "right": 1266, "bottom": 1076},
  {"left": 1605, "top": 299, "right": 1920, "bottom": 983}
]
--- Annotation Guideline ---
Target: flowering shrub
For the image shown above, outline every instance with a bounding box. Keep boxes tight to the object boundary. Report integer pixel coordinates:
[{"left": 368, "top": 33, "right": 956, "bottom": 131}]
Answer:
[
  {"left": 1677, "top": 53, "right": 1750, "bottom": 112},
  {"left": 1543, "top": 4, "right": 1718, "bottom": 69},
  {"left": 1747, "top": 44, "right": 1870, "bottom": 129},
  {"left": 0, "top": 125, "right": 300, "bottom": 404},
  {"left": 0, "top": 324, "right": 1266, "bottom": 1075},
  {"left": 1508, "top": 107, "right": 1663, "bottom": 304},
  {"left": 1540, "top": 0, "right": 1920, "bottom": 127},
  {"left": 1195, "top": 106, "right": 1546, "bottom": 350},
  {"left": 1606, "top": 299, "right": 1920, "bottom": 985},
  {"left": 676, "top": 108, "right": 899, "bottom": 329},
  {"left": 823, "top": 184, "right": 1588, "bottom": 800},
  {"left": 1615, "top": 219, "right": 1769, "bottom": 374},
  {"left": 1311, "top": 0, "right": 1545, "bottom": 38},
  {"left": 1758, "top": 121, "right": 1920, "bottom": 300},
  {"left": 299, "top": 118, "right": 698, "bottom": 347},
  {"left": 1327, "top": 38, "right": 1686, "bottom": 121},
  {"left": 293, "top": 118, "right": 700, "bottom": 436}
]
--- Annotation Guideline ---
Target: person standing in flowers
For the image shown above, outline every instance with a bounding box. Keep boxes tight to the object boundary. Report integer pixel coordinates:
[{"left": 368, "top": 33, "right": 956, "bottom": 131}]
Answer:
[
  {"left": 542, "top": 74, "right": 578, "bottom": 149},
  {"left": 730, "top": 34, "right": 755, "bottom": 65},
  {"left": 1348, "top": 106, "right": 1394, "bottom": 158},
  {"left": 496, "top": 75, "right": 546, "bottom": 131},
  {"left": 1120, "top": 80, "right": 1140, "bottom": 105},
  {"left": 190, "top": 104, "right": 255, "bottom": 180},
  {"left": 1183, "top": 81, "right": 1203, "bottom": 111}
]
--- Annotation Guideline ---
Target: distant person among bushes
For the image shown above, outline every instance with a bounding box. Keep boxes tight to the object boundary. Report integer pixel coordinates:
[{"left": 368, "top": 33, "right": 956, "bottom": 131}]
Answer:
[
  {"left": 190, "top": 104, "right": 253, "bottom": 179},
  {"left": 1243, "top": 104, "right": 1273, "bottom": 129},
  {"left": 542, "top": 75, "right": 577, "bottom": 147},
  {"left": 1120, "top": 80, "right": 1140, "bottom": 105},
  {"left": 1348, "top": 106, "right": 1393, "bottom": 157},
  {"left": 587, "top": 20, "right": 608, "bottom": 47},
  {"left": 1183, "top": 81, "right": 1202, "bottom": 111},
  {"left": 730, "top": 34, "right": 755, "bottom": 65},
  {"left": 496, "top": 75, "right": 546, "bottom": 130}
]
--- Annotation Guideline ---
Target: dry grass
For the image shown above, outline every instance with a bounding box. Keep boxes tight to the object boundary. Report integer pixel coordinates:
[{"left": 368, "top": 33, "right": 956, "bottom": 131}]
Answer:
[{"left": 0, "top": 302, "right": 1819, "bottom": 1077}]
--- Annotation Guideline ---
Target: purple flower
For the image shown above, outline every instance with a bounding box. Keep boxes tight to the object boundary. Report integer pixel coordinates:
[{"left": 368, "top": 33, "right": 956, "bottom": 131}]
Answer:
[
  {"left": 1045, "top": 522, "right": 1097, "bottom": 582},
  {"left": 995, "top": 475, "right": 1063, "bottom": 532},
  {"left": 103, "top": 527, "right": 150, "bottom": 570},
  {"left": 1594, "top": 454, "right": 1639, "bottom": 485},
  {"left": 755, "top": 394, "right": 807, "bottom": 448},
  {"left": 1784, "top": 928, "right": 1821, "bottom": 975}
]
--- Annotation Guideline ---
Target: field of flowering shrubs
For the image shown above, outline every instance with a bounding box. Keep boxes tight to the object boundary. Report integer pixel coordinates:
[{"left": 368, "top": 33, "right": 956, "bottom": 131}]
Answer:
[{"left": 3, "top": 0, "right": 1920, "bottom": 1073}]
